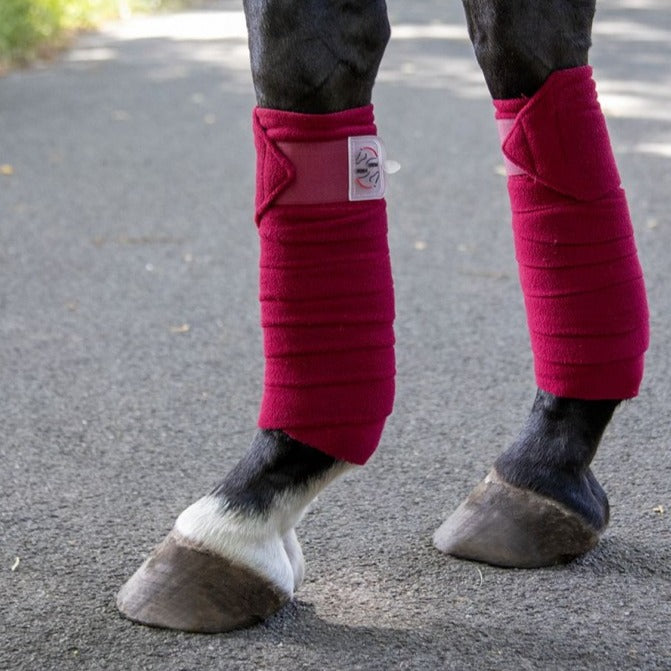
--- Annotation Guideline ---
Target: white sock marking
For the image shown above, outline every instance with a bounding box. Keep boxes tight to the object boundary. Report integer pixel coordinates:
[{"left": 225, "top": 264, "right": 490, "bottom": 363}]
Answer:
[{"left": 174, "top": 462, "right": 354, "bottom": 595}]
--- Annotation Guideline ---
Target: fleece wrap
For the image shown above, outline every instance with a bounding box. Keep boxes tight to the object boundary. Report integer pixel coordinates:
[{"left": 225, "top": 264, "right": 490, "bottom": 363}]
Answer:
[
  {"left": 494, "top": 66, "right": 649, "bottom": 399},
  {"left": 253, "top": 105, "right": 395, "bottom": 464}
]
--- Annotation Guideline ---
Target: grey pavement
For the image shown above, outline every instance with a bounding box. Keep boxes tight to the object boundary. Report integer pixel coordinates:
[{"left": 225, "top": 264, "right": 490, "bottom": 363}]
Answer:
[{"left": 1, "top": 1, "right": 670, "bottom": 669}]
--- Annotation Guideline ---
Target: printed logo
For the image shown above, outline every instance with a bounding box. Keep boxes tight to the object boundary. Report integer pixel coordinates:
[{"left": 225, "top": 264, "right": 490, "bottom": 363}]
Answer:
[
  {"left": 348, "top": 136, "right": 386, "bottom": 201},
  {"left": 355, "top": 144, "right": 381, "bottom": 189}
]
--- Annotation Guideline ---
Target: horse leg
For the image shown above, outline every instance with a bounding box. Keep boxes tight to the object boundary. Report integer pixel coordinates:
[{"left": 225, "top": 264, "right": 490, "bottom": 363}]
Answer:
[
  {"left": 116, "top": 0, "right": 394, "bottom": 632},
  {"left": 434, "top": 0, "right": 649, "bottom": 567}
]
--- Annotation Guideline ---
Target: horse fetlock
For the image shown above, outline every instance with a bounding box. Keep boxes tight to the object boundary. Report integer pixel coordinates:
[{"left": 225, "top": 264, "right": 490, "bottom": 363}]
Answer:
[
  {"left": 493, "top": 389, "right": 616, "bottom": 530},
  {"left": 117, "top": 432, "right": 354, "bottom": 631},
  {"left": 212, "top": 430, "right": 351, "bottom": 519},
  {"left": 434, "top": 388, "right": 617, "bottom": 568}
]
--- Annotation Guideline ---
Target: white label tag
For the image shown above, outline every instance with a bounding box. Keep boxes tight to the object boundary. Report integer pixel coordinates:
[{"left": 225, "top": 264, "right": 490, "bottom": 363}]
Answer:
[{"left": 348, "top": 136, "right": 386, "bottom": 201}]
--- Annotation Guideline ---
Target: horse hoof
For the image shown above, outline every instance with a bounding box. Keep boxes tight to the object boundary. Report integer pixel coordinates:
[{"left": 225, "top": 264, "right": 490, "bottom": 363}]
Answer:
[
  {"left": 117, "top": 531, "right": 291, "bottom": 633},
  {"left": 433, "top": 470, "right": 600, "bottom": 568}
]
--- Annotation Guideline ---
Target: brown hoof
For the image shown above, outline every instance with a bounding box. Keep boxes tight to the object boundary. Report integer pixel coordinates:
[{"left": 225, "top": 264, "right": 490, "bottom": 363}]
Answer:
[
  {"left": 433, "top": 470, "right": 601, "bottom": 568},
  {"left": 117, "top": 531, "right": 291, "bottom": 633}
]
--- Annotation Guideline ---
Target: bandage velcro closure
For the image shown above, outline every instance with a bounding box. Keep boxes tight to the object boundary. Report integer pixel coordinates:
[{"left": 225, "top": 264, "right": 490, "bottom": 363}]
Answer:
[{"left": 254, "top": 107, "right": 390, "bottom": 215}]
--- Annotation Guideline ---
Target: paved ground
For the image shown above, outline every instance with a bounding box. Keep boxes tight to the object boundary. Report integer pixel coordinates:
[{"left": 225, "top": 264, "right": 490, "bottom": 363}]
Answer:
[{"left": 1, "top": 1, "right": 670, "bottom": 669}]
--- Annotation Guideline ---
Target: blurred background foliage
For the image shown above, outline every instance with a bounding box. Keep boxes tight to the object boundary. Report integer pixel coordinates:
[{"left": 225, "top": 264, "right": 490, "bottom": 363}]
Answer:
[{"left": 0, "top": 0, "right": 187, "bottom": 66}]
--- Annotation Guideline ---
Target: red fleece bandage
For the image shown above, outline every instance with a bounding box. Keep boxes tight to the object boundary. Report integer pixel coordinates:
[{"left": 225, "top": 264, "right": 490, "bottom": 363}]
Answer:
[
  {"left": 253, "top": 105, "right": 395, "bottom": 464},
  {"left": 494, "top": 66, "right": 649, "bottom": 399}
]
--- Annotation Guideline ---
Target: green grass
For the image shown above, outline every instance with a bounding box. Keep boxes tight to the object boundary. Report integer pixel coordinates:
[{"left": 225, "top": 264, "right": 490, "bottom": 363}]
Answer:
[{"left": 0, "top": 0, "right": 184, "bottom": 67}]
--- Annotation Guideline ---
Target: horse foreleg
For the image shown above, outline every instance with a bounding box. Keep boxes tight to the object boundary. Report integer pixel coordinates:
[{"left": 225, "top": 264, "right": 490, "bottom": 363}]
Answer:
[
  {"left": 116, "top": 0, "right": 393, "bottom": 632},
  {"left": 434, "top": 0, "right": 649, "bottom": 567}
]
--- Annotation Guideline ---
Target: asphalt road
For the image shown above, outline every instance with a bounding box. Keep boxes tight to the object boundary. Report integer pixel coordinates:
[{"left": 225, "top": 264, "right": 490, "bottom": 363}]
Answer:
[{"left": 1, "top": 1, "right": 670, "bottom": 669}]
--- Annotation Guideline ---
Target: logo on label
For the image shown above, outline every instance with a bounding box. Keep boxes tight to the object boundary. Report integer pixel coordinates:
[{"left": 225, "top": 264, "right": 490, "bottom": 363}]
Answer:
[{"left": 348, "top": 136, "right": 386, "bottom": 201}]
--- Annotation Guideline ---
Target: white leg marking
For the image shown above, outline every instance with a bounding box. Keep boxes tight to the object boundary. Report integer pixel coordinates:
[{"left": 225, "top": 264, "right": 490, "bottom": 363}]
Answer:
[
  {"left": 282, "top": 528, "right": 305, "bottom": 591},
  {"left": 175, "top": 496, "right": 295, "bottom": 596},
  {"left": 174, "top": 461, "right": 355, "bottom": 596}
]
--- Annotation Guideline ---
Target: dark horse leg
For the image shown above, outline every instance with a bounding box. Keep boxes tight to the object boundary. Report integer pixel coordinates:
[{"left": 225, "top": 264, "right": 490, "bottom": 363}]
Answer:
[
  {"left": 116, "top": 0, "right": 392, "bottom": 633},
  {"left": 434, "top": 0, "right": 648, "bottom": 566}
]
